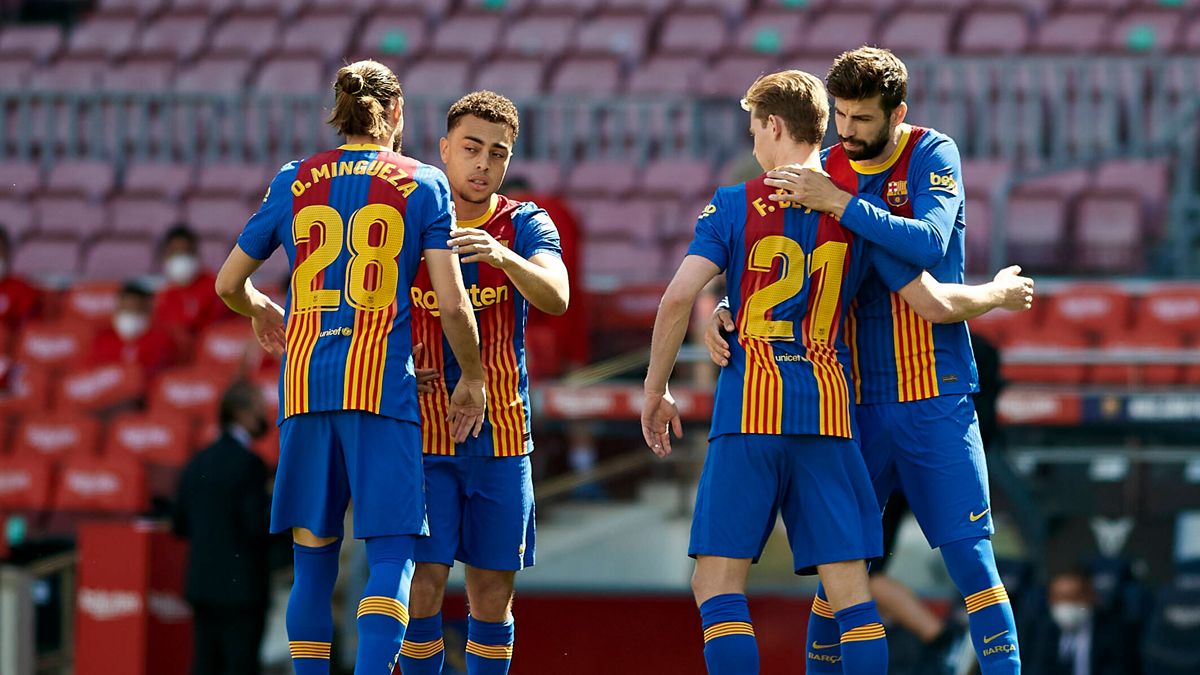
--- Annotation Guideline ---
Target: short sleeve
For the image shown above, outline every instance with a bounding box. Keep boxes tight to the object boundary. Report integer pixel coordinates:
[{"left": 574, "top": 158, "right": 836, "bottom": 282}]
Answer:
[
  {"left": 514, "top": 204, "right": 562, "bottom": 260},
  {"left": 236, "top": 162, "right": 295, "bottom": 260},
  {"left": 414, "top": 165, "right": 455, "bottom": 251},
  {"left": 686, "top": 188, "right": 733, "bottom": 271}
]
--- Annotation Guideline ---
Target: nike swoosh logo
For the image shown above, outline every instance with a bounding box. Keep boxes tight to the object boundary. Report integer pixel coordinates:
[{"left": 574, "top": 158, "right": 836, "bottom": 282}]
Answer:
[
  {"left": 970, "top": 508, "right": 991, "bottom": 522},
  {"left": 983, "top": 630, "right": 1009, "bottom": 644},
  {"left": 812, "top": 641, "right": 840, "bottom": 650}
]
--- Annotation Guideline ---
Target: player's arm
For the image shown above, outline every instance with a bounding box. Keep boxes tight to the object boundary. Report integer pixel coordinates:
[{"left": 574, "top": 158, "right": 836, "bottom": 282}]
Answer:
[
  {"left": 874, "top": 247, "right": 1034, "bottom": 323},
  {"left": 425, "top": 248, "right": 487, "bottom": 441},
  {"left": 766, "top": 138, "right": 962, "bottom": 269},
  {"left": 447, "top": 220, "right": 569, "bottom": 315}
]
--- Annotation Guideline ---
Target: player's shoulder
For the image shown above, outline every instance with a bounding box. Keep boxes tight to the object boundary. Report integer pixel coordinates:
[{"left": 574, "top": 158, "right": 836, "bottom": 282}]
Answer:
[
  {"left": 503, "top": 195, "right": 550, "bottom": 223},
  {"left": 911, "top": 126, "right": 960, "bottom": 157}
]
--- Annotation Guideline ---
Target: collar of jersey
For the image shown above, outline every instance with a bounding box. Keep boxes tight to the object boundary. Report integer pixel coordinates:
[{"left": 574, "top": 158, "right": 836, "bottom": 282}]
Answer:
[
  {"left": 339, "top": 143, "right": 391, "bottom": 152},
  {"left": 458, "top": 194, "right": 498, "bottom": 229},
  {"left": 849, "top": 124, "right": 913, "bottom": 175}
]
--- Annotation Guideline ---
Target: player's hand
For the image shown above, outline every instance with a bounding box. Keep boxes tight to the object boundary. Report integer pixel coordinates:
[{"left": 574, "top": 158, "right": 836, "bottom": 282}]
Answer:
[
  {"left": 641, "top": 389, "right": 683, "bottom": 459},
  {"left": 449, "top": 228, "right": 511, "bottom": 269},
  {"left": 250, "top": 298, "right": 286, "bottom": 357},
  {"left": 705, "top": 307, "right": 735, "bottom": 367},
  {"left": 448, "top": 378, "right": 486, "bottom": 443},
  {"left": 412, "top": 343, "right": 441, "bottom": 394},
  {"left": 763, "top": 166, "right": 851, "bottom": 216},
  {"left": 993, "top": 265, "right": 1035, "bottom": 312}
]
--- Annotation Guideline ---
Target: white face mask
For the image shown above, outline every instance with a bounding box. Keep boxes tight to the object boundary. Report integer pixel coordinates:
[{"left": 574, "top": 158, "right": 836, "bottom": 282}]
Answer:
[
  {"left": 1051, "top": 602, "right": 1092, "bottom": 632},
  {"left": 113, "top": 311, "right": 148, "bottom": 340},
  {"left": 164, "top": 254, "right": 200, "bottom": 285}
]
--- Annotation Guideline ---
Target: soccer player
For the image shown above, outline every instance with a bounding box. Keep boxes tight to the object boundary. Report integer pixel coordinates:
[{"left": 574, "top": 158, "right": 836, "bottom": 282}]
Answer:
[
  {"left": 642, "top": 69, "right": 891, "bottom": 675},
  {"left": 214, "top": 60, "right": 487, "bottom": 675},
  {"left": 707, "top": 47, "right": 1027, "bottom": 674},
  {"left": 398, "top": 91, "right": 568, "bottom": 675}
]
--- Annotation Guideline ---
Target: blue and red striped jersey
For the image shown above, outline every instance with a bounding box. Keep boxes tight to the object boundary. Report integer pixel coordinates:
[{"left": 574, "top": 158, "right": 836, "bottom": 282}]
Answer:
[
  {"left": 236, "top": 143, "right": 455, "bottom": 424},
  {"left": 824, "top": 125, "right": 979, "bottom": 404},
  {"left": 688, "top": 173, "right": 871, "bottom": 440},
  {"left": 410, "top": 194, "right": 561, "bottom": 457}
]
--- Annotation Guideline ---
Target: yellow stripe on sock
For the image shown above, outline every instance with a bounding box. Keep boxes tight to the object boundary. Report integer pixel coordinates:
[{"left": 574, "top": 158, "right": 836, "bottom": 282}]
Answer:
[
  {"left": 357, "top": 596, "right": 410, "bottom": 625},
  {"left": 401, "top": 638, "right": 446, "bottom": 659},
  {"left": 465, "top": 640, "right": 514, "bottom": 660},
  {"left": 965, "top": 586, "right": 1010, "bottom": 614},
  {"left": 811, "top": 596, "right": 836, "bottom": 619},
  {"left": 703, "top": 621, "right": 756, "bottom": 642},
  {"left": 840, "top": 623, "right": 887, "bottom": 643},
  {"left": 289, "top": 641, "right": 331, "bottom": 659}
]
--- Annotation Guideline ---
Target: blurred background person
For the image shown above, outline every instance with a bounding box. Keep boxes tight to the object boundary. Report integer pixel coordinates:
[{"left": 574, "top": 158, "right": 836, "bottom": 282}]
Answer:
[
  {"left": 153, "top": 223, "right": 230, "bottom": 353},
  {"left": 1024, "top": 567, "right": 1141, "bottom": 675},
  {"left": 0, "top": 224, "right": 39, "bottom": 329},
  {"left": 89, "top": 279, "right": 177, "bottom": 377}
]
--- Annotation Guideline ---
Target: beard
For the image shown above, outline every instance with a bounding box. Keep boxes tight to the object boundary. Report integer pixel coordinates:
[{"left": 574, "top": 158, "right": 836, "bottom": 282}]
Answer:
[{"left": 840, "top": 125, "right": 891, "bottom": 161}]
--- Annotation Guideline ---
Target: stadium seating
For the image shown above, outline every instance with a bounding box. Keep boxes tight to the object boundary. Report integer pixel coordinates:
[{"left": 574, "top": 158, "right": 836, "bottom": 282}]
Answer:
[
  {"left": 56, "top": 363, "right": 145, "bottom": 412},
  {"left": 13, "top": 413, "right": 101, "bottom": 462}
]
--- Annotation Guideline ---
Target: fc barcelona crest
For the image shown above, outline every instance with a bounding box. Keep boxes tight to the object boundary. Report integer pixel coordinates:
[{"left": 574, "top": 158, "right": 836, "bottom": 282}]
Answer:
[{"left": 886, "top": 180, "right": 909, "bottom": 208}]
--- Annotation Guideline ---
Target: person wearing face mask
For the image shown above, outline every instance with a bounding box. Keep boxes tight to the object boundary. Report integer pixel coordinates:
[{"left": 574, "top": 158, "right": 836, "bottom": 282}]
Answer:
[
  {"left": 1026, "top": 567, "right": 1140, "bottom": 675},
  {"left": 153, "top": 224, "right": 231, "bottom": 352},
  {"left": 173, "top": 380, "right": 278, "bottom": 675},
  {"left": 0, "top": 225, "right": 40, "bottom": 329},
  {"left": 90, "top": 280, "right": 177, "bottom": 377}
]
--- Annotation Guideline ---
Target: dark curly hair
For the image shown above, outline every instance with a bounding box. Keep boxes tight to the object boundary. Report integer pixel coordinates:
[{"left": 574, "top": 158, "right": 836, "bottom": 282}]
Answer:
[
  {"left": 826, "top": 46, "right": 908, "bottom": 117},
  {"left": 446, "top": 90, "right": 520, "bottom": 139}
]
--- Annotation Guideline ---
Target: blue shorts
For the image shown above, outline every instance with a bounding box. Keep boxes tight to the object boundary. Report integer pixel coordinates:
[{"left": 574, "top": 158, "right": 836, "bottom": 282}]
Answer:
[
  {"left": 271, "top": 411, "right": 428, "bottom": 540},
  {"left": 858, "top": 394, "right": 993, "bottom": 549},
  {"left": 689, "top": 434, "right": 882, "bottom": 575},
  {"left": 414, "top": 454, "right": 535, "bottom": 571}
]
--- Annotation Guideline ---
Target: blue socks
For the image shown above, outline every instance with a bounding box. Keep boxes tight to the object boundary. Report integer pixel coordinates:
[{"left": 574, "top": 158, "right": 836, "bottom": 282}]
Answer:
[
  {"left": 286, "top": 540, "right": 341, "bottom": 675},
  {"left": 398, "top": 612, "right": 445, "bottom": 674},
  {"left": 805, "top": 587, "right": 843, "bottom": 673},
  {"left": 835, "top": 600, "right": 888, "bottom": 675},
  {"left": 465, "top": 615, "right": 515, "bottom": 674},
  {"left": 941, "top": 537, "right": 1020, "bottom": 674},
  {"left": 356, "top": 535, "right": 417, "bottom": 674},
  {"left": 698, "top": 594, "right": 758, "bottom": 674}
]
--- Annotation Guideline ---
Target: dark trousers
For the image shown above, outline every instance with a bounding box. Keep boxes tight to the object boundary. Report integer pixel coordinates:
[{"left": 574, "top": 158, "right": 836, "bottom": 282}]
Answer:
[{"left": 191, "top": 603, "right": 267, "bottom": 675}]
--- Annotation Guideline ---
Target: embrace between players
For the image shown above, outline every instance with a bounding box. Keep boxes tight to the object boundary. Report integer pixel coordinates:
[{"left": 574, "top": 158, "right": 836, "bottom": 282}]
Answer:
[{"left": 213, "top": 45, "right": 1032, "bottom": 675}]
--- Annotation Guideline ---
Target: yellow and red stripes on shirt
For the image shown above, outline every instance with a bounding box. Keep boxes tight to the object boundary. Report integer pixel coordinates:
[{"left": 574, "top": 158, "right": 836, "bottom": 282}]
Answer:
[
  {"left": 802, "top": 217, "right": 854, "bottom": 438},
  {"left": 890, "top": 293, "right": 939, "bottom": 402},
  {"left": 844, "top": 300, "right": 863, "bottom": 404},
  {"left": 343, "top": 301, "right": 398, "bottom": 414},
  {"left": 965, "top": 585, "right": 1010, "bottom": 614},
  {"left": 414, "top": 293, "right": 455, "bottom": 456},
  {"left": 738, "top": 177, "right": 785, "bottom": 435},
  {"left": 481, "top": 301, "right": 527, "bottom": 457},
  {"left": 703, "top": 621, "right": 756, "bottom": 643},
  {"left": 284, "top": 310, "right": 320, "bottom": 416},
  {"left": 840, "top": 623, "right": 887, "bottom": 644}
]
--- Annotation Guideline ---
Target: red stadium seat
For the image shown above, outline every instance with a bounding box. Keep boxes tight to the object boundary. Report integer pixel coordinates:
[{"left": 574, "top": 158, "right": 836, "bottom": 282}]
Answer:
[
  {"left": 27, "top": 56, "right": 105, "bottom": 91},
  {"left": 1002, "top": 327, "right": 1090, "bottom": 385},
  {"left": 1044, "top": 283, "right": 1133, "bottom": 338},
  {"left": 0, "top": 55, "right": 31, "bottom": 89},
  {"left": 961, "top": 159, "right": 1012, "bottom": 200},
  {"left": 253, "top": 56, "right": 324, "bottom": 94},
  {"left": 732, "top": 12, "right": 807, "bottom": 56},
  {"left": 81, "top": 239, "right": 156, "bottom": 281},
  {"left": 584, "top": 239, "right": 664, "bottom": 284},
  {"left": 66, "top": 15, "right": 139, "bottom": 60},
  {"left": 196, "top": 320, "right": 258, "bottom": 370},
  {"left": 56, "top": 362, "right": 145, "bottom": 412},
  {"left": 0, "top": 161, "right": 42, "bottom": 199},
  {"left": 574, "top": 14, "right": 651, "bottom": 60},
  {"left": 123, "top": 162, "right": 195, "bottom": 201},
  {"left": 574, "top": 198, "right": 661, "bottom": 242},
  {"left": 474, "top": 58, "right": 547, "bottom": 97},
  {"left": 199, "top": 237, "right": 233, "bottom": 275},
  {"left": 148, "top": 366, "right": 230, "bottom": 423},
  {"left": 565, "top": 160, "right": 640, "bottom": 199},
  {"left": 183, "top": 196, "right": 256, "bottom": 239},
  {"left": 12, "top": 238, "right": 82, "bottom": 280},
  {"left": 170, "top": 0, "right": 239, "bottom": 15},
  {"left": 105, "top": 411, "right": 194, "bottom": 466},
  {"left": 639, "top": 159, "right": 716, "bottom": 202},
  {"left": 54, "top": 456, "right": 147, "bottom": 513},
  {"left": 62, "top": 281, "right": 120, "bottom": 330},
  {"left": 626, "top": 57, "right": 703, "bottom": 95},
  {"left": 430, "top": 14, "right": 504, "bottom": 59},
  {"left": 194, "top": 162, "right": 272, "bottom": 201},
  {"left": 353, "top": 16, "right": 429, "bottom": 59},
  {"left": 0, "top": 457, "right": 54, "bottom": 512},
  {"left": 34, "top": 196, "right": 104, "bottom": 239},
  {"left": 0, "top": 198, "right": 34, "bottom": 242},
  {"left": 957, "top": 9, "right": 1032, "bottom": 55},
  {"left": 528, "top": 0, "right": 599, "bottom": 14},
  {"left": 107, "top": 196, "right": 181, "bottom": 238},
  {"left": 13, "top": 414, "right": 100, "bottom": 461},
  {"left": 1033, "top": 12, "right": 1110, "bottom": 53},
  {"left": 96, "top": 0, "right": 167, "bottom": 19},
  {"left": 675, "top": 0, "right": 752, "bottom": 13},
  {"left": 1004, "top": 194, "right": 1068, "bottom": 271},
  {"left": 1073, "top": 191, "right": 1144, "bottom": 274},
  {"left": 548, "top": 57, "right": 623, "bottom": 95},
  {"left": 136, "top": 13, "right": 211, "bottom": 63},
  {"left": 280, "top": 12, "right": 355, "bottom": 61},
  {"left": 240, "top": 0, "right": 309, "bottom": 18},
  {"left": 878, "top": 10, "right": 954, "bottom": 56},
  {"left": 209, "top": 14, "right": 281, "bottom": 60},
  {"left": 1091, "top": 329, "right": 1184, "bottom": 387},
  {"left": 699, "top": 55, "right": 778, "bottom": 97},
  {"left": 45, "top": 160, "right": 116, "bottom": 201},
  {"left": 402, "top": 58, "right": 473, "bottom": 98},
  {"left": 589, "top": 283, "right": 667, "bottom": 330},
  {"left": 1136, "top": 284, "right": 1200, "bottom": 340},
  {"left": 658, "top": 12, "right": 729, "bottom": 58},
  {"left": 964, "top": 200, "right": 992, "bottom": 276},
  {"left": 1106, "top": 11, "right": 1184, "bottom": 53},
  {"left": 0, "top": 25, "right": 64, "bottom": 62},
  {"left": 499, "top": 15, "right": 578, "bottom": 59},
  {"left": 462, "top": 0, "right": 533, "bottom": 11},
  {"left": 0, "top": 365, "right": 52, "bottom": 417},
  {"left": 505, "top": 161, "right": 565, "bottom": 194},
  {"left": 794, "top": 11, "right": 876, "bottom": 57},
  {"left": 99, "top": 58, "right": 175, "bottom": 92},
  {"left": 16, "top": 321, "right": 91, "bottom": 371},
  {"left": 967, "top": 307, "right": 1041, "bottom": 349}
]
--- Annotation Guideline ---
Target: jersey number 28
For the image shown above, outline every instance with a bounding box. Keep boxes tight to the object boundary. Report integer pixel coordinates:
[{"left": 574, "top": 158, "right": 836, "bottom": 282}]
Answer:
[{"left": 290, "top": 204, "right": 405, "bottom": 313}]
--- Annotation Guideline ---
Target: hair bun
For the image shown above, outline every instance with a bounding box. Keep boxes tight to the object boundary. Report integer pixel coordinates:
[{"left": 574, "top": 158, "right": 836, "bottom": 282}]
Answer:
[{"left": 336, "top": 71, "right": 366, "bottom": 96}]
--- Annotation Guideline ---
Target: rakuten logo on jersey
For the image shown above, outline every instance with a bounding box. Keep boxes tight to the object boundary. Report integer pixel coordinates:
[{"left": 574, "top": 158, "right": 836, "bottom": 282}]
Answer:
[{"left": 78, "top": 588, "right": 142, "bottom": 621}]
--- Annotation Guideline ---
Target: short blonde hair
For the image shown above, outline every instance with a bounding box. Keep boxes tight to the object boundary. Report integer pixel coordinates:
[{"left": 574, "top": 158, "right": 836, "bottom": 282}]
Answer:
[{"left": 741, "top": 70, "right": 829, "bottom": 146}]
